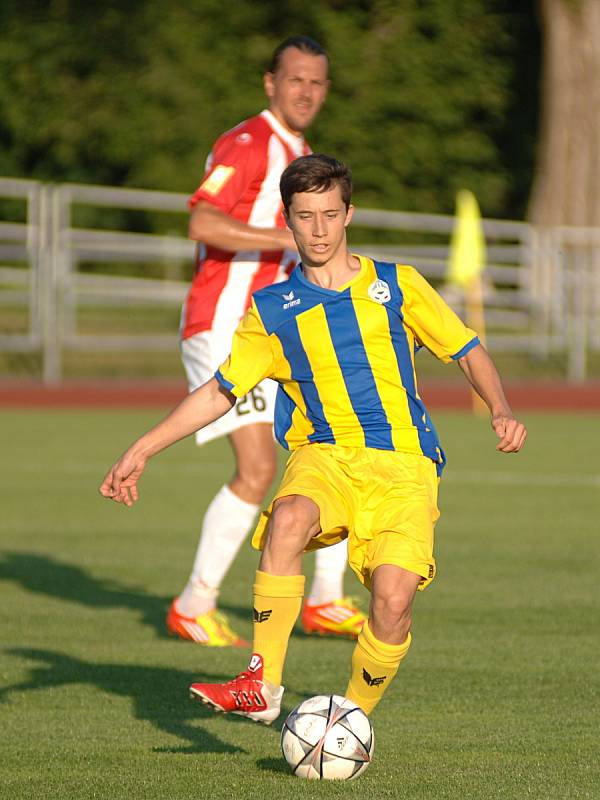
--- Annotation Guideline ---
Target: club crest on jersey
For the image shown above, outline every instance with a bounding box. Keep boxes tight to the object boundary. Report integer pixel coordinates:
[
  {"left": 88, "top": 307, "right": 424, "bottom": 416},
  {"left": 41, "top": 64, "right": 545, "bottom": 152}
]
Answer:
[
  {"left": 368, "top": 279, "right": 391, "bottom": 304},
  {"left": 282, "top": 290, "right": 301, "bottom": 310}
]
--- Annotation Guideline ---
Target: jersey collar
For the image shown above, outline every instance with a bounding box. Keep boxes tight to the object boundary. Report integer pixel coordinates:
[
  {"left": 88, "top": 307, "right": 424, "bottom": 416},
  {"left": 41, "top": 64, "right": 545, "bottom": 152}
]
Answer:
[
  {"left": 261, "top": 110, "right": 306, "bottom": 157},
  {"left": 294, "top": 254, "right": 371, "bottom": 296}
]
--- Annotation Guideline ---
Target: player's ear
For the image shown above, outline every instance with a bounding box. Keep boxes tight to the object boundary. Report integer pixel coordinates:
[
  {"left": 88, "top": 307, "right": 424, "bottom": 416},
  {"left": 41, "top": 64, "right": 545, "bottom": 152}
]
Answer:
[
  {"left": 344, "top": 204, "right": 354, "bottom": 227},
  {"left": 263, "top": 71, "right": 275, "bottom": 99}
]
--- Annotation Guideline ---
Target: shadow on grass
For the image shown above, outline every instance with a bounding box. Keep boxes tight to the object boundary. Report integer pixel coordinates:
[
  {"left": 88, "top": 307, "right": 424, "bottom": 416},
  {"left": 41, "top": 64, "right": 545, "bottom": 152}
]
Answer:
[
  {"left": 1, "top": 647, "right": 247, "bottom": 755},
  {"left": 256, "top": 757, "right": 290, "bottom": 776},
  {"left": 0, "top": 551, "right": 250, "bottom": 636}
]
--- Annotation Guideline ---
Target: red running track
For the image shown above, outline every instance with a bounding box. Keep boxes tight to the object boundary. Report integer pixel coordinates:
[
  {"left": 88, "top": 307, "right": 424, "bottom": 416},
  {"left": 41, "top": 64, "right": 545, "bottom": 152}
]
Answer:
[{"left": 0, "top": 380, "right": 599, "bottom": 410}]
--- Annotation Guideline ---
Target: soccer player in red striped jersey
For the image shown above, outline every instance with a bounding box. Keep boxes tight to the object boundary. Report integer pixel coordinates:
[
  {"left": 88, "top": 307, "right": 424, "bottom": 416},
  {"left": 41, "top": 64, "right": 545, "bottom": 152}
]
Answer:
[{"left": 169, "top": 36, "right": 366, "bottom": 647}]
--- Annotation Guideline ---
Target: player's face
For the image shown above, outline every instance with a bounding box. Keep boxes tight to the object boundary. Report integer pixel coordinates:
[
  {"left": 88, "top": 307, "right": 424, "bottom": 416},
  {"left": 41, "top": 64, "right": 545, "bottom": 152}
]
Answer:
[
  {"left": 285, "top": 184, "right": 353, "bottom": 268},
  {"left": 264, "top": 47, "right": 329, "bottom": 135}
]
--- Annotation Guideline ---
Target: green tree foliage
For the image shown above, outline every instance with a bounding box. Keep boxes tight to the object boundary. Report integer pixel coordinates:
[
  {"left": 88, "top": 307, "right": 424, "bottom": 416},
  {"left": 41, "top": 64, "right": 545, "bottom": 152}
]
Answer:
[{"left": 0, "top": 0, "right": 539, "bottom": 218}]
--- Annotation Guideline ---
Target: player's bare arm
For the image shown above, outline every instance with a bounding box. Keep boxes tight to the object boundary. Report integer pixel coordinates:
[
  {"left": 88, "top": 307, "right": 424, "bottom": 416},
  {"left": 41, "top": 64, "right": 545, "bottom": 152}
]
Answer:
[
  {"left": 457, "top": 343, "right": 527, "bottom": 453},
  {"left": 99, "top": 378, "right": 235, "bottom": 507},
  {"left": 189, "top": 201, "right": 295, "bottom": 252}
]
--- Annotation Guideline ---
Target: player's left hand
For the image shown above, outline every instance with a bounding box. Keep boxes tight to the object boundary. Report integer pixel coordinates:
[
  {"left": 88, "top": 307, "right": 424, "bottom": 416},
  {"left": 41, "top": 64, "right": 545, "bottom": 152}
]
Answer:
[
  {"left": 99, "top": 451, "right": 146, "bottom": 507},
  {"left": 491, "top": 415, "right": 527, "bottom": 453}
]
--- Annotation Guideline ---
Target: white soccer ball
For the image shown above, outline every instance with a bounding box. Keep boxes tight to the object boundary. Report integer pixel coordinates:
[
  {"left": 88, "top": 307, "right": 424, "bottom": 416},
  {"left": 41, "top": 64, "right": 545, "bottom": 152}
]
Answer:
[{"left": 281, "top": 694, "right": 374, "bottom": 780}]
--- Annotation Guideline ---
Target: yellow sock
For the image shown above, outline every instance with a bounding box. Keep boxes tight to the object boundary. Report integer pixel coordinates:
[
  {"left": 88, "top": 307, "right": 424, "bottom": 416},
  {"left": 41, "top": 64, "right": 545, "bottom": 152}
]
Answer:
[
  {"left": 345, "top": 621, "right": 412, "bottom": 714},
  {"left": 252, "top": 570, "right": 305, "bottom": 686}
]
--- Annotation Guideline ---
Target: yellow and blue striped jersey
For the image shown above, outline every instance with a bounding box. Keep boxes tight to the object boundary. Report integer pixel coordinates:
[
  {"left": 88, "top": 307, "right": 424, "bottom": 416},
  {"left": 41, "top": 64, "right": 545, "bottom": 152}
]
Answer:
[{"left": 215, "top": 255, "right": 479, "bottom": 472}]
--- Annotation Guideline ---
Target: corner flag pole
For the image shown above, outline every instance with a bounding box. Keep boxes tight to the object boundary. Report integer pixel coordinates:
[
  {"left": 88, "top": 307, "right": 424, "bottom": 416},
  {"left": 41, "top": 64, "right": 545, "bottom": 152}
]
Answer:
[{"left": 447, "top": 190, "right": 488, "bottom": 415}]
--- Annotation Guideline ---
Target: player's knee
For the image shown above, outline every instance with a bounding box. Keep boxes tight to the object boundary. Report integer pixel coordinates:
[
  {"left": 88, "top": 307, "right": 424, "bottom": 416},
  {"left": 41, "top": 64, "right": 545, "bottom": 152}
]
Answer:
[
  {"left": 236, "top": 457, "right": 277, "bottom": 497},
  {"left": 371, "top": 591, "right": 413, "bottom": 633},
  {"left": 268, "top": 496, "right": 318, "bottom": 549}
]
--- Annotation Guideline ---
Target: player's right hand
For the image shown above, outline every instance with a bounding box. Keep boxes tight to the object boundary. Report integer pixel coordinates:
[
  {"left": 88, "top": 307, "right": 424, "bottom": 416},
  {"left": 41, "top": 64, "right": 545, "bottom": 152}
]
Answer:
[{"left": 99, "top": 452, "right": 146, "bottom": 507}]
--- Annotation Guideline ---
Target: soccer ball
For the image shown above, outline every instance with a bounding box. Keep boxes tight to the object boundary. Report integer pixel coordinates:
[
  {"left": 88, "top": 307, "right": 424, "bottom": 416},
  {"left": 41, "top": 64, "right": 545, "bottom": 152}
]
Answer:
[{"left": 281, "top": 694, "right": 374, "bottom": 780}]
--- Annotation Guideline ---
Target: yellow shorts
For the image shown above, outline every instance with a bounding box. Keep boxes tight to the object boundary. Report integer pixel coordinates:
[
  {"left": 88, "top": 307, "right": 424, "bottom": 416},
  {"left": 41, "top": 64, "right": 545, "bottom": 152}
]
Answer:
[{"left": 252, "top": 444, "right": 440, "bottom": 591}]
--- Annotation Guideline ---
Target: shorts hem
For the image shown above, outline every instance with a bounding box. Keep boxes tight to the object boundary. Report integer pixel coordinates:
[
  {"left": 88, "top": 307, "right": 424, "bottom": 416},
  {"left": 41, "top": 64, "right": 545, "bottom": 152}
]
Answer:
[
  {"left": 194, "top": 413, "right": 274, "bottom": 446},
  {"left": 358, "top": 557, "right": 436, "bottom": 592},
  {"left": 251, "top": 487, "right": 348, "bottom": 553}
]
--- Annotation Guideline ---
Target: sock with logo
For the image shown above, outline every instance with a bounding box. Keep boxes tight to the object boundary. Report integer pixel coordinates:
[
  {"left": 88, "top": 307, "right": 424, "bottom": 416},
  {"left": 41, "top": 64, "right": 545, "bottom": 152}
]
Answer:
[
  {"left": 252, "top": 570, "right": 305, "bottom": 687},
  {"left": 178, "top": 485, "right": 259, "bottom": 617},
  {"left": 344, "top": 620, "right": 412, "bottom": 714},
  {"left": 307, "top": 540, "right": 348, "bottom": 605}
]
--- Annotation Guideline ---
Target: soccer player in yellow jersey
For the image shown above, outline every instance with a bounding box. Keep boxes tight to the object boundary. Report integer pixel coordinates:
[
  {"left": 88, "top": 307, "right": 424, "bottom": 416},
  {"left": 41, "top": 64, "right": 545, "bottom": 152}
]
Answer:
[{"left": 100, "top": 154, "right": 527, "bottom": 724}]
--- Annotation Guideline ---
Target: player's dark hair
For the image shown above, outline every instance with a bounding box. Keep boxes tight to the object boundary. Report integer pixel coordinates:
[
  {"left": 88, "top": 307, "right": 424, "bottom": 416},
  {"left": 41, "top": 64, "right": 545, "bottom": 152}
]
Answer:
[
  {"left": 268, "top": 35, "right": 329, "bottom": 74},
  {"left": 280, "top": 154, "right": 352, "bottom": 213}
]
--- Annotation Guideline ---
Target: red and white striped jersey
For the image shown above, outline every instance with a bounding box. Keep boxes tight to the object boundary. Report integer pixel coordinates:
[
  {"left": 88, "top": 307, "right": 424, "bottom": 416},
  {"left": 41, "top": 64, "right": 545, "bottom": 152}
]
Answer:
[{"left": 180, "top": 110, "right": 310, "bottom": 342}]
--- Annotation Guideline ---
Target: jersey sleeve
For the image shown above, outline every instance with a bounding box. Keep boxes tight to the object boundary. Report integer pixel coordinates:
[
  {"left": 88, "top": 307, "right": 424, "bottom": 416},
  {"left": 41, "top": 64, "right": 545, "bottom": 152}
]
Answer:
[
  {"left": 215, "top": 301, "right": 275, "bottom": 396},
  {"left": 400, "top": 266, "right": 480, "bottom": 363},
  {"left": 188, "top": 128, "right": 263, "bottom": 214}
]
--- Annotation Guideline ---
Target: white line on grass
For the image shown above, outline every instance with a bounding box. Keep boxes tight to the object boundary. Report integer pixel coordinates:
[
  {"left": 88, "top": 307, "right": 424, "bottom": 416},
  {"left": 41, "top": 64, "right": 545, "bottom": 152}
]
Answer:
[
  {"left": 39, "top": 464, "right": 600, "bottom": 489},
  {"left": 444, "top": 470, "right": 600, "bottom": 488}
]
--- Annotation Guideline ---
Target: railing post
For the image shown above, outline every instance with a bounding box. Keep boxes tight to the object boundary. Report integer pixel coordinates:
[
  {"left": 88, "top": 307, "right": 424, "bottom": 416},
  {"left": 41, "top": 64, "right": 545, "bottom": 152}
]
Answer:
[
  {"left": 41, "top": 185, "right": 57, "bottom": 383},
  {"left": 27, "top": 183, "right": 42, "bottom": 345},
  {"left": 41, "top": 184, "right": 64, "bottom": 384},
  {"left": 566, "top": 245, "right": 587, "bottom": 383},
  {"left": 526, "top": 225, "right": 548, "bottom": 360}
]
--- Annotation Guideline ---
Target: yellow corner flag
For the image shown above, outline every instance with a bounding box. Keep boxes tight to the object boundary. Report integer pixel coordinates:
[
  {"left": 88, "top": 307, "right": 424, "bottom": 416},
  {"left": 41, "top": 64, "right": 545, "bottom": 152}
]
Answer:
[
  {"left": 447, "top": 190, "right": 486, "bottom": 288},
  {"left": 447, "top": 190, "right": 488, "bottom": 415}
]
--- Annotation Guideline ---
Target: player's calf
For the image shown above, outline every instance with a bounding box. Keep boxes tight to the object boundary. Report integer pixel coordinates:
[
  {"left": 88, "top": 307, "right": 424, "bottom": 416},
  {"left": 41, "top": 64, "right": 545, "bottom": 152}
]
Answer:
[{"left": 369, "top": 564, "right": 420, "bottom": 643}]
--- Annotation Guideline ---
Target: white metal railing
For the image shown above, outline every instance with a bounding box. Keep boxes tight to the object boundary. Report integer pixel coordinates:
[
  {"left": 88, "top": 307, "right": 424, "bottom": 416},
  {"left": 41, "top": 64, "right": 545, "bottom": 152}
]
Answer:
[
  {"left": 1, "top": 178, "right": 598, "bottom": 382},
  {"left": 351, "top": 208, "right": 538, "bottom": 355},
  {"left": 539, "top": 225, "right": 600, "bottom": 381},
  {"left": 0, "top": 178, "right": 48, "bottom": 372}
]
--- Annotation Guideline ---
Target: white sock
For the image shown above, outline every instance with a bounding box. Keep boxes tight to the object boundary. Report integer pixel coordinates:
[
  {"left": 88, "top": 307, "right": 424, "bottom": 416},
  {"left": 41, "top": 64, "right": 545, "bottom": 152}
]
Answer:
[
  {"left": 307, "top": 540, "right": 349, "bottom": 605},
  {"left": 177, "top": 484, "right": 259, "bottom": 617}
]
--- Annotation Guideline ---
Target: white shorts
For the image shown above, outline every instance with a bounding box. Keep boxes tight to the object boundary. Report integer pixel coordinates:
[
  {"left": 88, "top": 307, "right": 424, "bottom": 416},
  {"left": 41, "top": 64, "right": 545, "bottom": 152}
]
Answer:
[{"left": 180, "top": 330, "right": 277, "bottom": 446}]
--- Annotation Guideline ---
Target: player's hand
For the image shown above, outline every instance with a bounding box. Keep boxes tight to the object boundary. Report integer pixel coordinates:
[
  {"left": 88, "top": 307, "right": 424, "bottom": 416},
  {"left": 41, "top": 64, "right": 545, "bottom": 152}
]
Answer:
[
  {"left": 99, "top": 451, "right": 146, "bottom": 507},
  {"left": 491, "top": 414, "right": 527, "bottom": 453}
]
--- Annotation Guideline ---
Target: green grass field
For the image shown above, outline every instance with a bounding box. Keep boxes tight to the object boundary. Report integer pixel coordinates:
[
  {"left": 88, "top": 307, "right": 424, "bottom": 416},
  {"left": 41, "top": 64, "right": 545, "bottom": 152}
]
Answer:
[{"left": 1, "top": 409, "right": 599, "bottom": 799}]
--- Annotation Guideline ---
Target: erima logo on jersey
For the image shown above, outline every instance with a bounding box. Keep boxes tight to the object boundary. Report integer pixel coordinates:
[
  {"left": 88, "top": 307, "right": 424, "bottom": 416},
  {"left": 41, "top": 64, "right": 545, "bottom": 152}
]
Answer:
[
  {"left": 368, "top": 279, "right": 391, "bottom": 304},
  {"left": 362, "top": 668, "right": 387, "bottom": 686},
  {"left": 282, "top": 290, "right": 301, "bottom": 310},
  {"left": 199, "top": 164, "right": 235, "bottom": 196},
  {"left": 253, "top": 608, "right": 272, "bottom": 623}
]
